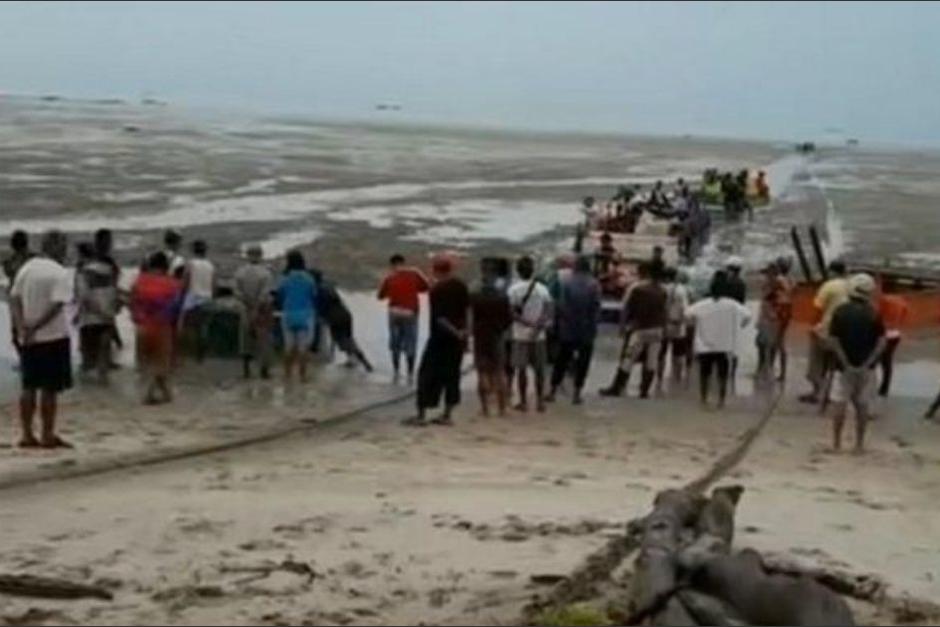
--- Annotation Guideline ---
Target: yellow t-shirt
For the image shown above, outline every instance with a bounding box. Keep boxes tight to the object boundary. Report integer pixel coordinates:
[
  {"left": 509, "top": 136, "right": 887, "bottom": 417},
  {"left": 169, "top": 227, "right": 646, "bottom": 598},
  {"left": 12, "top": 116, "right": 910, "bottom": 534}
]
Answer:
[{"left": 814, "top": 277, "right": 850, "bottom": 333}]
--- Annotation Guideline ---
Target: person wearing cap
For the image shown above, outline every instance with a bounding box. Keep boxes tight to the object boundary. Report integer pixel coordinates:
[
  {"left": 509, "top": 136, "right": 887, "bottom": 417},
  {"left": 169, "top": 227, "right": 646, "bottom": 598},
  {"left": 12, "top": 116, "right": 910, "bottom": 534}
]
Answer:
[
  {"left": 800, "top": 260, "right": 850, "bottom": 404},
  {"left": 827, "top": 273, "right": 886, "bottom": 454},
  {"left": 234, "top": 245, "right": 275, "bottom": 379},
  {"left": 405, "top": 255, "right": 469, "bottom": 427}
]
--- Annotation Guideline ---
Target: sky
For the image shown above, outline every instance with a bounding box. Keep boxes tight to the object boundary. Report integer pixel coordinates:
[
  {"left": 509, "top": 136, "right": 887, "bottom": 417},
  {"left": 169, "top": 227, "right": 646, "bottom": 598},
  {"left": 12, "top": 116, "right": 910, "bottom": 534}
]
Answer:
[{"left": 1, "top": 1, "right": 939, "bottom": 144}]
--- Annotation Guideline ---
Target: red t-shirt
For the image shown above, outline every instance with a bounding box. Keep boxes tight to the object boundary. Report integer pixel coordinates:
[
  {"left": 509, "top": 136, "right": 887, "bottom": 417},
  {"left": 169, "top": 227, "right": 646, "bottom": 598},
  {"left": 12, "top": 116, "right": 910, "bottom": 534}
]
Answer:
[
  {"left": 878, "top": 294, "right": 909, "bottom": 332},
  {"left": 378, "top": 268, "right": 430, "bottom": 314},
  {"left": 131, "top": 272, "right": 182, "bottom": 329}
]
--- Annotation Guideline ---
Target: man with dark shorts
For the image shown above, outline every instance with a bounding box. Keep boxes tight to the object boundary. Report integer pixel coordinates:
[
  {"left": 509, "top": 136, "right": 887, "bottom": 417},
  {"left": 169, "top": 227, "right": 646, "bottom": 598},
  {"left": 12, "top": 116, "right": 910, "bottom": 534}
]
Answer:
[
  {"left": 10, "top": 230, "right": 73, "bottom": 449},
  {"left": 405, "top": 256, "right": 469, "bottom": 427},
  {"left": 470, "top": 260, "right": 512, "bottom": 417}
]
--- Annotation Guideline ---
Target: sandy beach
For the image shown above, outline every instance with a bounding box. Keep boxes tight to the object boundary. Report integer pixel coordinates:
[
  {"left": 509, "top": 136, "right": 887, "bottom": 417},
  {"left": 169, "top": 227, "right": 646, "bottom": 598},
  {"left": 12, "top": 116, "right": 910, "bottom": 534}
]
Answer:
[{"left": 2, "top": 97, "right": 940, "bottom": 625}]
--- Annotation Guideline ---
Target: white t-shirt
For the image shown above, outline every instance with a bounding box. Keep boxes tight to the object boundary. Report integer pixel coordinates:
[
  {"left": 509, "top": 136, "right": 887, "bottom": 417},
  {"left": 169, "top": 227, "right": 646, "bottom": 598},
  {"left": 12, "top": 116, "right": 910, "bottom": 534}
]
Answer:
[
  {"left": 10, "top": 257, "right": 73, "bottom": 344},
  {"left": 186, "top": 258, "right": 215, "bottom": 299},
  {"left": 508, "top": 280, "right": 552, "bottom": 342},
  {"left": 165, "top": 249, "right": 186, "bottom": 277},
  {"left": 686, "top": 297, "right": 751, "bottom": 355}
]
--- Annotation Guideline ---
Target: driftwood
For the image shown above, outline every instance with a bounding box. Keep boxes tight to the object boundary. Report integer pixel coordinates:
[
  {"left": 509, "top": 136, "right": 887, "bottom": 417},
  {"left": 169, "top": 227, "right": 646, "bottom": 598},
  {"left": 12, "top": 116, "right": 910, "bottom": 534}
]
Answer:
[{"left": 0, "top": 574, "right": 113, "bottom": 601}]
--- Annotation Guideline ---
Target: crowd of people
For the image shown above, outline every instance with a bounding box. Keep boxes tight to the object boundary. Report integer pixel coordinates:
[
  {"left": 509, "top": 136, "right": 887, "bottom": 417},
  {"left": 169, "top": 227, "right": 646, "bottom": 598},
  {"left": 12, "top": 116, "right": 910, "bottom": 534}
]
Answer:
[{"left": 2, "top": 220, "right": 935, "bottom": 455}]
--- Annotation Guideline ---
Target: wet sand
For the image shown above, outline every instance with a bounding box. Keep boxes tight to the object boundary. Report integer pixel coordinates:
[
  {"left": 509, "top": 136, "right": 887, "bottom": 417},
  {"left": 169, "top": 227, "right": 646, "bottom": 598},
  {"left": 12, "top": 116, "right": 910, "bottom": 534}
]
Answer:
[
  {"left": 2, "top": 97, "right": 940, "bottom": 624},
  {"left": 0, "top": 328, "right": 938, "bottom": 625}
]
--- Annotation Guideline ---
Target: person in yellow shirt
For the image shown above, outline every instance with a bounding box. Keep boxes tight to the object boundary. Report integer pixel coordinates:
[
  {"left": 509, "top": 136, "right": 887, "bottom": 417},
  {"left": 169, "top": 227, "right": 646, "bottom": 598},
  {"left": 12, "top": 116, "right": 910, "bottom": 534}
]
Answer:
[{"left": 799, "top": 260, "right": 850, "bottom": 404}]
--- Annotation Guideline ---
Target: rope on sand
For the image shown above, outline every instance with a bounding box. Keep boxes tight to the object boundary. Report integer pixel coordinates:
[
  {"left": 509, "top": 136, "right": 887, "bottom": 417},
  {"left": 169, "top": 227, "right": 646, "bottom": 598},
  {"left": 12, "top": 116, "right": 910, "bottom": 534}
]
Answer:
[{"left": 520, "top": 389, "right": 784, "bottom": 624}]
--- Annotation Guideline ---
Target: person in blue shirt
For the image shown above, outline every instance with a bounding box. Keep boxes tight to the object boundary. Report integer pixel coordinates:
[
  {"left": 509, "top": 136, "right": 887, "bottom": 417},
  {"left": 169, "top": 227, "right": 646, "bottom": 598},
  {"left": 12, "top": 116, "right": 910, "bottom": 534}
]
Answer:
[{"left": 277, "top": 250, "right": 317, "bottom": 383}]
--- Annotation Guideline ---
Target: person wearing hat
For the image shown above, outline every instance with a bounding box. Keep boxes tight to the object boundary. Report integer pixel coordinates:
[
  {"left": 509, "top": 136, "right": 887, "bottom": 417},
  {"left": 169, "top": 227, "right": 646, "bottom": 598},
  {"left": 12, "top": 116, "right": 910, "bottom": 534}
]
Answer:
[
  {"left": 405, "top": 255, "right": 469, "bottom": 427},
  {"left": 234, "top": 245, "right": 275, "bottom": 379},
  {"left": 826, "top": 273, "right": 886, "bottom": 454}
]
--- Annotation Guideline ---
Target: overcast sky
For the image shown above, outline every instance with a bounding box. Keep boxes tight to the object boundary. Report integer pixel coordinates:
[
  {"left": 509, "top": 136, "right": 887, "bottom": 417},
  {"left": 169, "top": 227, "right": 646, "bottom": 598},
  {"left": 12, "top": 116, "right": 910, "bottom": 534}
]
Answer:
[{"left": 1, "top": 1, "right": 938, "bottom": 143}]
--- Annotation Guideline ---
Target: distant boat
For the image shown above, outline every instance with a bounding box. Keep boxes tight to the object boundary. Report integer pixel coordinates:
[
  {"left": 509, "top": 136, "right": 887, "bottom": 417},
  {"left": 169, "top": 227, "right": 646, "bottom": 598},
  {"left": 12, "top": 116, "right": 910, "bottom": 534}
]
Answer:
[
  {"left": 847, "top": 138, "right": 859, "bottom": 146},
  {"left": 374, "top": 103, "right": 403, "bottom": 112},
  {"left": 141, "top": 97, "right": 167, "bottom": 106},
  {"left": 40, "top": 95, "right": 63, "bottom": 102}
]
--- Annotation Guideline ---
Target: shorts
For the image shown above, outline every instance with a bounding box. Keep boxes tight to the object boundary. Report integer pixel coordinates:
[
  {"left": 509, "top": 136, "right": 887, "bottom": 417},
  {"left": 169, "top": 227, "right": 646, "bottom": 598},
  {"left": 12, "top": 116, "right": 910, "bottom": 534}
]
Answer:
[
  {"left": 282, "top": 319, "right": 313, "bottom": 352},
  {"left": 389, "top": 313, "right": 418, "bottom": 357},
  {"left": 21, "top": 338, "right": 73, "bottom": 393},
  {"left": 511, "top": 340, "right": 547, "bottom": 371},
  {"left": 80, "top": 323, "right": 113, "bottom": 367},
  {"left": 835, "top": 368, "right": 875, "bottom": 405},
  {"left": 622, "top": 327, "right": 663, "bottom": 372},
  {"left": 474, "top": 337, "right": 506, "bottom": 372}
]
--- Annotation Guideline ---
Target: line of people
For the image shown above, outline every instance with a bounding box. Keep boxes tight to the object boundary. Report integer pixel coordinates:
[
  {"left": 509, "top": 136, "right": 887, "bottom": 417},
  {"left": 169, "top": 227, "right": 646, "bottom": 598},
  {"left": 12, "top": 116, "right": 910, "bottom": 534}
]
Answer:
[{"left": 2, "top": 228, "right": 376, "bottom": 447}]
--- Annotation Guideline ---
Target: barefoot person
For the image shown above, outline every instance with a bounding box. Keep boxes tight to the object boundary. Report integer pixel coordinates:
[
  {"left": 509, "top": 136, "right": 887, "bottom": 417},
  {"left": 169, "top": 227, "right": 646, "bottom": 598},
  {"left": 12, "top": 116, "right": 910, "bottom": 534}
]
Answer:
[
  {"left": 277, "top": 250, "right": 318, "bottom": 383},
  {"left": 508, "top": 256, "right": 553, "bottom": 413},
  {"left": 470, "top": 259, "right": 512, "bottom": 417},
  {"left": 179, "top": 239, "right": 216, "bottom": 362},
  {"left": 315, "top": 271, "right": 374, "bottom": 372},
  {"left": 406, "top": 255, "right": 469, "bottom": 427},
  {"left": 378, "top": 254, "right": 430, "bottom": 382},
  {"left": 74, "top": 229, "right": 121, "bottom": 384},
  {"left": 4, "top": 230, "right": 35, "bottom": 357},
  {"left": 547, "top": 255, "right": 600, "bottom": 405},
  {"left": 827, "top": 274, "right": 886, "bottom": 453},
  {"left": 685, "top": 271, "right": 751, "bottom": 409},
  {"left": 130, "top": 252, "right": 183, "bottom": 405},
  {"left": 10, "top": 230, "right": 74, "bottom": 448},
  {"left": 234, "top": 245, "right": 275, "bottom": 379},
  {"left": 800, "top": 260, "right": 850, "bottom": 404},
  {"left": 876, "top": 283, "right": 909, "bottom": 397}
]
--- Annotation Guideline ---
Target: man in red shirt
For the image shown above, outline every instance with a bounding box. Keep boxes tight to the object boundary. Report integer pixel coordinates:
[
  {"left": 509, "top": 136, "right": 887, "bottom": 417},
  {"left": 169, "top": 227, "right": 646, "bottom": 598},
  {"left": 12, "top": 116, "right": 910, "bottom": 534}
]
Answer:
[{"left": 378, "top": 254, "right": 430, "bottom": 381}]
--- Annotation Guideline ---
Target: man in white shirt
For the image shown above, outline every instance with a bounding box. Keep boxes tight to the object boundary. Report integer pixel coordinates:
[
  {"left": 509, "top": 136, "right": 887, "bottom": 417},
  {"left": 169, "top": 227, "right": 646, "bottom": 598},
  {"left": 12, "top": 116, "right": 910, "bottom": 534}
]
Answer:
[
  {"left": 508, "top": 256, "right": 553, "bottom": 413},
  {"left": 163, "top": 229, "right": 186, "bottom": 279},
  {"left": 10, "top": 230, "right": 74, "bottom": 449},
  {"left": 685, "top": 271, "right": 752, "bottom": 409},
  {"left": 180, "top": 239, "right": 216, "bottom": 362}
]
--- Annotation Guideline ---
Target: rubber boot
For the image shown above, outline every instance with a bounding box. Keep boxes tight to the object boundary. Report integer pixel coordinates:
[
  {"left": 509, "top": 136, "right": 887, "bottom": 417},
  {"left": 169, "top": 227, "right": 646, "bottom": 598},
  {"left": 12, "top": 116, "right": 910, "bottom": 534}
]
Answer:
[
  {"left": 600, "top": 369, "right": 628, "bottom": 397},
  {"left": 639, "top": 369, "right": 655, "bottom": 399}
]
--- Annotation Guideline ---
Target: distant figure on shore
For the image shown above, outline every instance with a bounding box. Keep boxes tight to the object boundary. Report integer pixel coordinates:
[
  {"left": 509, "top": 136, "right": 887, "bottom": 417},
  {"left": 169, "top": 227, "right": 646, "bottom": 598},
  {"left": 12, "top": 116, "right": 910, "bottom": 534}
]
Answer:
[
  {"left": 600, "top": 262, "right": 666, "bottom": 399},
  {"left": 686, "top": 271, "right": 752, "bottom": 409},
  {"left": 406, "top": 255, "right": 469, "bottom": 427},
  {"left": 547, "top": 255, "right": 600, "bottom": 405},
  {"left": 163, "top": 229, "right": 186, "bottom": 279},
  {"left": 277, "top": 250, "right": 318, "bottom": 383},
  {"left": 75, "top": 229, "right": 121, "bottom": 383},
  {"left": 827, "top": 274, "right": 885, "bottom": 453},
  {"left": 470, "top": 259, "right": 512, "bottom": 417},
  {"left": 131, "top": 252, "right": 182, "bottom": 405},
  {"left": 315, "top": 271, "right": 374, "bottom": 372},
  {"left": 508, "top": 256, "right": 553, "bottom": 413},
  {"left": 4, "top": 230, "right": 34, "bottom": 357},
  {"left": 234, "top": 245, "right": 275, "bottom": 379},
  {"left": 179, "top": 240, "right": 216, "bottom": 362},
  {"left": 800, "top": 260, "right": 850, "bottom": 404},
  {"left": 378, "top": 254, "right": 430, "bottom": 382},
  {"left": 876, "top": 283, "right": 909, "bottom": 397},
  {"left": 10, "top": 230, "right": 74, "bottom": 448}
]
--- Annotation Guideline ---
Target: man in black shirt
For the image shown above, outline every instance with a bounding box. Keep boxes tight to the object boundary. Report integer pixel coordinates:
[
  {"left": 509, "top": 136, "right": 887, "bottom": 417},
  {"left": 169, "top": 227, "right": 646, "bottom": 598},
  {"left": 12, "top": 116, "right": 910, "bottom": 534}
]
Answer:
[
  {"left": 827, "top": 273, "right": 886, "bottom": 453},
  {"left": 406, "top": 256, "right": 469, "bottom": 427}
]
